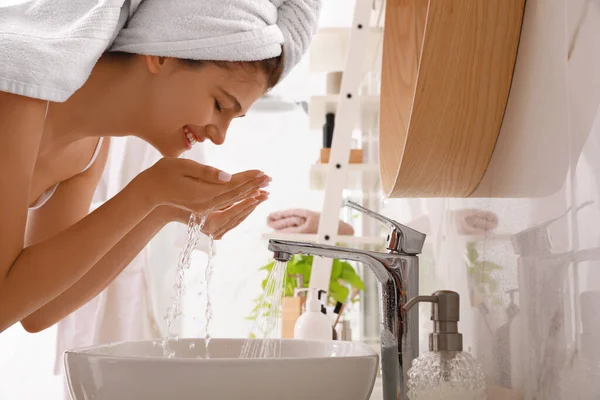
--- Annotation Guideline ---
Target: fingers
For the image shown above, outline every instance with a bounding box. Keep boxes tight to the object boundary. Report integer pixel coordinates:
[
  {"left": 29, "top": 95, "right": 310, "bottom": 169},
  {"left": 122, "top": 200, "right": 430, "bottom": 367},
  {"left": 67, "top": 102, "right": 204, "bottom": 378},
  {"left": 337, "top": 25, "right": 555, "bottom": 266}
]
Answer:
[
  {"left": 216, "top": 197, "right": 260, "bottom": 222},
  {"left": 229, "top": 170, "right": 266, "bottom": 185},
  {"left": 213, "top": 189, "right": 268, "bottom": 214},
  {"left": 206, "top": 200, "right": 256, "bottom": 239},
  {"left": 253, "top": 190, "right": 269, "bottom": 202},
  {"left": 178, "top": 159, "right": 234, "bottom": 183},
  {"left": 212, "top": 198, "right": 264, "bottom": 239},
  {"left": 216, "top": 202, "right": 234, "bottom": 212},
  {"left": 233, "top": 188, "right": 269, "bottom": 204},
  {"left": 207, "top": 192, "right": 269, "bottom": 238},
  {"left": 216, "top": 171, "right": 270, "bottom": 198},
  {"left": 211, "top": 175, "right": 271, "bottom": 209},
  {"left": 180, "top": 159, "right": 264, "bottom": 184},
  {"left": 207, "top": 168, "right": 265, "bottom": 189}
]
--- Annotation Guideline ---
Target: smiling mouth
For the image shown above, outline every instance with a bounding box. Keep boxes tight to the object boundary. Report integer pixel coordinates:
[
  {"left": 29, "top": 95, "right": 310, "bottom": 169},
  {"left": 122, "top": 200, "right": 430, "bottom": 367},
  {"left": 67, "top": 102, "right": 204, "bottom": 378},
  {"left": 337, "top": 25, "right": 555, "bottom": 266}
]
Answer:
[{"left": 183, "top": 126, "right": 203, "bottom": 147}]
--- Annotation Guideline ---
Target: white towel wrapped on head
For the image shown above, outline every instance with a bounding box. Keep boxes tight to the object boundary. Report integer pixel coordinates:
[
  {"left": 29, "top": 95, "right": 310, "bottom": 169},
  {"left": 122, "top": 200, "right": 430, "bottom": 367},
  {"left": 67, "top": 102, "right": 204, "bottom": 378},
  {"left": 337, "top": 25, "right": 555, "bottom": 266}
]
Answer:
[
  {"left": 111, "top": 0, "right": 320, "bottom": 80},
  {"left": 0, "top": 0, "right": 126, "bottom": 102},
  {"left": 0, "top": 0, "right": 321, "bottom": 102}
]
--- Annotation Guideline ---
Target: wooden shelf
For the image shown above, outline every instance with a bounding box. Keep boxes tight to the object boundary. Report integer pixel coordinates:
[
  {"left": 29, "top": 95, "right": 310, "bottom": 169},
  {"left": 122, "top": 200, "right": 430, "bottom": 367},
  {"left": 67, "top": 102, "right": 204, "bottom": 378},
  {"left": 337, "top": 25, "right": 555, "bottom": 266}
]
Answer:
[
  {"left": 261, "top": 232, "right": 384, "bottom": 247},
  {"left": 309, "top": 163, "right": 380, "bottom": 191},
  {"left": 309, "top": 27, "right": 383, "bottom": 73},
  {"left": 379, "top": 0, "right": 525, "bottom": 197},
  {"left": 309, "top": 95, "right": 379, "bottom": 130}
]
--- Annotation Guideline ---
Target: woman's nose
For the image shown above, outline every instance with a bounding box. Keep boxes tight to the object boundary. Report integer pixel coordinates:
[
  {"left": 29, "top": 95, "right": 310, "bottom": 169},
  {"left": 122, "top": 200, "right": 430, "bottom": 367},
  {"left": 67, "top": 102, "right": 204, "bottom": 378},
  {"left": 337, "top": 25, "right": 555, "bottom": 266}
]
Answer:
[{"left": 207, "top": 121, "right": 229, "bottom": 145}]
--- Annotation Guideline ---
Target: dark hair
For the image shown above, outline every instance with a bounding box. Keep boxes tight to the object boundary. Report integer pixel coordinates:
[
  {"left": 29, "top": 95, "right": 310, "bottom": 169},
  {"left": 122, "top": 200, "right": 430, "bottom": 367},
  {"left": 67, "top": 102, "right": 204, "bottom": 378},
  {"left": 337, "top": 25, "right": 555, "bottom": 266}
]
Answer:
[
  {"left": 106, "top": 50, "right": 284, "bottom": 89},
  {"left": 183, "top": 51, "right": 284, "bottom": 89}
]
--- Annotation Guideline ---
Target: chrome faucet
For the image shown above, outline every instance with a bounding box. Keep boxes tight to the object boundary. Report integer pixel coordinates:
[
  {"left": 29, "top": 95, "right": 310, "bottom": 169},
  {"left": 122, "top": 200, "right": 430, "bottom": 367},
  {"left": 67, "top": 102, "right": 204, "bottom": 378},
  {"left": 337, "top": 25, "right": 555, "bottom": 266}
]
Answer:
[{"left": 269, "top": 201, "right": 426, "bottom": 400}]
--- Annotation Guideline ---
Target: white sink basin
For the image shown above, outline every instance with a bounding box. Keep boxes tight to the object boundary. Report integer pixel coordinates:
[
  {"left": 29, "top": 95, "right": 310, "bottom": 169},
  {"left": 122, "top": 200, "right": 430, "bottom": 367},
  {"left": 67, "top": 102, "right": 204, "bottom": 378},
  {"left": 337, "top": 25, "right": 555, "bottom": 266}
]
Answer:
[{"left": 64, "top": 338, "right": 379, "bottom": 400}]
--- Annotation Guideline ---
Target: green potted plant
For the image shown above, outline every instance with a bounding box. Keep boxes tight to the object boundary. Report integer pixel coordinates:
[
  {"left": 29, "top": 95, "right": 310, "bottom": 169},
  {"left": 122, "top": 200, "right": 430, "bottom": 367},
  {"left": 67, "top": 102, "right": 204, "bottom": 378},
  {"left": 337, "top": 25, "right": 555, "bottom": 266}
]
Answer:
[
  {"left": 247, "top": 254, "right": 365, "bottom": 337},
  {"left": 465, "top": 241, "right": 503, "bottom": 307}
]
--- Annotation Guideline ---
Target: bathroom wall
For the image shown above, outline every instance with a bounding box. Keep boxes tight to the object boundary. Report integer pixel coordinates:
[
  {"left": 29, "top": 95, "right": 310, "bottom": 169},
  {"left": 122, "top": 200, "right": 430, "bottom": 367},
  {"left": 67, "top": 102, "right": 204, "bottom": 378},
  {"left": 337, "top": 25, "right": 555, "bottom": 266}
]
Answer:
[{"left": 381, "top": 0, "right": 600, "bottom": 398}]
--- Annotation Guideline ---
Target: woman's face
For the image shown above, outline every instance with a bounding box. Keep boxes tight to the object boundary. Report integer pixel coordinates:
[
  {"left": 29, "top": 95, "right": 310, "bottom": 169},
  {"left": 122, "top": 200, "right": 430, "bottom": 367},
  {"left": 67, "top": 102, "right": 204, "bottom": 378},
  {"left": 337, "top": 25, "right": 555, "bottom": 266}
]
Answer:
[{"left": 134, "top": 56, "right": 268, "bottom": 157}]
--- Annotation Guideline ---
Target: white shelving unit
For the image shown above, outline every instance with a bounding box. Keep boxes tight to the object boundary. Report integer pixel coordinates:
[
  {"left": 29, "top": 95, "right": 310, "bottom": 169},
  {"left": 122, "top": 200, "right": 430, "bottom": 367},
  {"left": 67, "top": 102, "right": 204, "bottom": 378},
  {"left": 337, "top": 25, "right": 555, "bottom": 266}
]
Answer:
[
  {"left": 309, "top": 163, "right": 380, "bottom": 191},
  {"left": 304, "top": 0, "right": 385, "bottom": 293},
  {"left": 300, "top": 0, "right": 387, "bottom": 346},
  {"left": 309, "top": 95, "right": 380, "bottom": 130},
  {"left": 309, "top": 27, "right": 383, "bottom": 74}
]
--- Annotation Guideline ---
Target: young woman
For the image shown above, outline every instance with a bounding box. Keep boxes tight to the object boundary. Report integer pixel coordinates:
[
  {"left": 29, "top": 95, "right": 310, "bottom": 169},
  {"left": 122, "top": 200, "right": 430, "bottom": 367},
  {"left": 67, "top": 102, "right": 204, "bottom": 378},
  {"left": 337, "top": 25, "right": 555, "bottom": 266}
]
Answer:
[{"left": 0, "top": 0, "right": 320, "bottom": 333}]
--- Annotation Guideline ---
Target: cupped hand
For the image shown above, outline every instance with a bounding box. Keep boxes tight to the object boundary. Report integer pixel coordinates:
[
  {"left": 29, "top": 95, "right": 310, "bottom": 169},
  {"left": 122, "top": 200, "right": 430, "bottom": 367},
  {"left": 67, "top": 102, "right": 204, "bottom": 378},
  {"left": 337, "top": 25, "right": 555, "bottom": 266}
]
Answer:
[
  {"left": 134, "top": 158, "right": 271, "bottom": 215},
  {"left": 158, "top": 190, "right": 270, "bottom": 239},
  {"left": 203, "top": 190, "right": 269, "bottom": 239}
]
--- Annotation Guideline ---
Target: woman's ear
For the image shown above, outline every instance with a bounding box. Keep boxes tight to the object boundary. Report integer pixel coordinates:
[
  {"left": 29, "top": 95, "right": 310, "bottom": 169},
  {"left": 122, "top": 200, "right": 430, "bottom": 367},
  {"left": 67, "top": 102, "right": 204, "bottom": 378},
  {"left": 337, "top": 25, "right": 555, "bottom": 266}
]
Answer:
[{"left": 144, "top": 55, "right": 169, "bottom": 74}]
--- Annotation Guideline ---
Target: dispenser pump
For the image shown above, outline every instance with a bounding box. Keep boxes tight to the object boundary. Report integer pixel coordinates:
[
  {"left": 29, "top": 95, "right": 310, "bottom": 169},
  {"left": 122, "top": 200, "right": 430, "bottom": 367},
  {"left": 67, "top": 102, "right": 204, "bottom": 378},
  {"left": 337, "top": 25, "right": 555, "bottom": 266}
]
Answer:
[
  {"left": 404, "top": 291, "right": 486, "bottom": 400},
  {"left": 305, "top": 289, "right": 325, "bottom": 312},
  {"left": 405, "top": 290, "right": 463, "bottom": 351}
]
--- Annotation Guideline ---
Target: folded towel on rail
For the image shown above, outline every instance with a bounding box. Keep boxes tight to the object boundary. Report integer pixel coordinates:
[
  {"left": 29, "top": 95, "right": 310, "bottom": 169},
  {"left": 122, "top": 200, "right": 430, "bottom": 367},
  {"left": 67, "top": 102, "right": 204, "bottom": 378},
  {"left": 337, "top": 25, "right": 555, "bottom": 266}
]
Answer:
[
  {"left": 267, "top": 209, "right": 355, "bottom": 235},
  {"left": 452, "top": 209, "right": 498, "bottom": 235}
]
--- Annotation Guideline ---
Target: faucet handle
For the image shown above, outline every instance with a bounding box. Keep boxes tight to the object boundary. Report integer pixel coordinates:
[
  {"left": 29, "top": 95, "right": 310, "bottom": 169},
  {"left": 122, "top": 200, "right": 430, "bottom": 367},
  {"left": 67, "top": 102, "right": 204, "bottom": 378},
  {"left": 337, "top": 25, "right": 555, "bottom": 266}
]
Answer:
[{"left": 345, "top": 200, "right": 426, "bottom": 255}]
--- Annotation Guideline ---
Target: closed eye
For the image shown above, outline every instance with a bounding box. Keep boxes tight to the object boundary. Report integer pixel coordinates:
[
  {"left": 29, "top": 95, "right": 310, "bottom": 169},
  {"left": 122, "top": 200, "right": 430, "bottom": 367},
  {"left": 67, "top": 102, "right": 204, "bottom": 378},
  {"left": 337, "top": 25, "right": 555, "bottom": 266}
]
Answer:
[{"left": 215, "top": 99, "right": 222, "bottom": 113}]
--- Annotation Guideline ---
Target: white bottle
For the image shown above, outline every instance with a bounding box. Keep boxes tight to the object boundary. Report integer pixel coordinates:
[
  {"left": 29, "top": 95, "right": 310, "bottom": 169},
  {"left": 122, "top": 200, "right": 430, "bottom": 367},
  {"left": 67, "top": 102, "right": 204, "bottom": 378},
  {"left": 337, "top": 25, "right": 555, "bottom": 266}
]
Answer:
[{"left": 294, "top": 289, "right": 332, "bottom": 340}]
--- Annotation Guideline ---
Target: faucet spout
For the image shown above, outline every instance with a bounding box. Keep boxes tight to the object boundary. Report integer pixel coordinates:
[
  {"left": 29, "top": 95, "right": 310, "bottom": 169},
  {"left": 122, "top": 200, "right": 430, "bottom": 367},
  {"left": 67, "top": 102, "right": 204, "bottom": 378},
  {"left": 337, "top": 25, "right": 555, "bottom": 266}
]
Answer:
[
  {"left": 270, "top": 240, "right": 392, "bottom": 282},
  {"left": 268, "top": 239, "right": 421, "bottom": 400}
]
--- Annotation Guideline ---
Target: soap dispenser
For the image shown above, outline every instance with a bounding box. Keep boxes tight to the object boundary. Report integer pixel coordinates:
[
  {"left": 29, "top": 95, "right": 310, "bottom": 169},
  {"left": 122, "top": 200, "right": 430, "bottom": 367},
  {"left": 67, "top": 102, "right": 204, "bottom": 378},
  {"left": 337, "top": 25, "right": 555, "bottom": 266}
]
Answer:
[
  {"left": 294, "top": 288, "right": 332, "bottom": 340},
  {"left": 404, "top": 291, "right": 486, "bottom": 400}
]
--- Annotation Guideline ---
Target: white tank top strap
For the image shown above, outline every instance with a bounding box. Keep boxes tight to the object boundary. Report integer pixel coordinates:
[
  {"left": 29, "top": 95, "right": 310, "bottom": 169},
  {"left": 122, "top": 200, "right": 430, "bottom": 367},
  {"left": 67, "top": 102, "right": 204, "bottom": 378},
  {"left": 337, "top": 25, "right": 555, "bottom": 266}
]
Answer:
[
  {"left": 29, "top": 184, "right": 59, "bottom": 211},
  {"left": 81, "top": 137, "right": 104, "bottom": 174},
  {"left": 29, "top": 136, "right": 105, "bottom": 211}
]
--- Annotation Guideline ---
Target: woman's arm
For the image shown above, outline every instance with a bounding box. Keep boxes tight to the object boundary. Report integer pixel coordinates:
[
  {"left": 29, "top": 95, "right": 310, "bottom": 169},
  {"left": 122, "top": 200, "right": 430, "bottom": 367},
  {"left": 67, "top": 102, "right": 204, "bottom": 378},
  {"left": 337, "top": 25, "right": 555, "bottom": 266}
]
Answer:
[
  {"left": 23, "top": 203, "right": 175, "bottom": 332},
  {"left": 22, "top": 169, "right": 268, "bottom": 332},
  {"left": 0, "top": 95, "right": 156, "bottom": 332},
  {"left": 20, "top": 138, "right": 168, "bottom": 332},
  {"left": 0, "top": 93, "right": 147, "bottom": 334}
]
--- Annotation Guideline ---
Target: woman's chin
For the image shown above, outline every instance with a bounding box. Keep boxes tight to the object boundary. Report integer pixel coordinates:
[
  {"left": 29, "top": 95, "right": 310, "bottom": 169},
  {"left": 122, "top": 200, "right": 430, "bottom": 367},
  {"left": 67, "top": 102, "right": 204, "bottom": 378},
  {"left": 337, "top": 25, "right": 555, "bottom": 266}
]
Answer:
[
  {"left": 134, "top": 134, "right": 187, "bottom": 158},
  {"left": 154, "top": 141, "right": 187, "bottom": 158},
  {"left": 160, "top": 148, "right": 186, "bottom": 158}
]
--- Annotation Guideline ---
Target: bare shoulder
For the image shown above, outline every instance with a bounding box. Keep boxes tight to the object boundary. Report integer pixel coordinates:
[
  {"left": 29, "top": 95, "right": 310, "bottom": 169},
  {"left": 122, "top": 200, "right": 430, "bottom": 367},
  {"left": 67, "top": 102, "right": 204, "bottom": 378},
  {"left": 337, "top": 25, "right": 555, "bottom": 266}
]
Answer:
[
  {"left": 0, "top": 91, "right": 47, "bottom": 147},
  {"left": 0, "top": 92, "right": 47, "bottom": 275}
]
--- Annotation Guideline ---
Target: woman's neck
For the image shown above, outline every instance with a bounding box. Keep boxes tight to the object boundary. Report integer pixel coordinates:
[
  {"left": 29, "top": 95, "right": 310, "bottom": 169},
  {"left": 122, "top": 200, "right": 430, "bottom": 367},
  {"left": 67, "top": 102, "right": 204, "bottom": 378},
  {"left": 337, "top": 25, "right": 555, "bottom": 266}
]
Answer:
[{"left": 43, "top": 55, "right": 144, "bottom": 148}]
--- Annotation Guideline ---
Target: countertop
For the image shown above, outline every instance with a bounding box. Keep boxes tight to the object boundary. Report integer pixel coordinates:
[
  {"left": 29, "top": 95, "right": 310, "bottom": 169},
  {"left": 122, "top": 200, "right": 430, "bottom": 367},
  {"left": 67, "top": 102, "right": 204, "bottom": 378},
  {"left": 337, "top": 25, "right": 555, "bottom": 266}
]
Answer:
[
  {"left": 369, "top": 378, "right": 383, "bottom": 400},
  {"left": 367, "top": 378, "right": 523, "bottom": 400}
]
